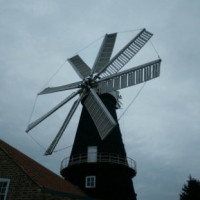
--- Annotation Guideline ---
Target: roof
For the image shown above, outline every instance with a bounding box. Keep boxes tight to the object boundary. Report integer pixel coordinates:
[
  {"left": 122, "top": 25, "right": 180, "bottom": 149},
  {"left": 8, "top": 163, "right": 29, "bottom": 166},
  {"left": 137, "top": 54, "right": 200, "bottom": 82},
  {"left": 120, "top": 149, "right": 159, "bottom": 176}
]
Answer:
[{"left": 0, "top": 139, "right": 86, "bottom": 198}]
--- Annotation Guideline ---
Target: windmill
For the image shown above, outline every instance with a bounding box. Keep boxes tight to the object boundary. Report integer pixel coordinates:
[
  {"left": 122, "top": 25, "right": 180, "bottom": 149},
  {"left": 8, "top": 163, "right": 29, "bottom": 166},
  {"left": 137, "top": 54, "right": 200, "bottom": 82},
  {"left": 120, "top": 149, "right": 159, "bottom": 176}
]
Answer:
[{"left": 26, "top": 28, "right": 161, "bottom": 200}]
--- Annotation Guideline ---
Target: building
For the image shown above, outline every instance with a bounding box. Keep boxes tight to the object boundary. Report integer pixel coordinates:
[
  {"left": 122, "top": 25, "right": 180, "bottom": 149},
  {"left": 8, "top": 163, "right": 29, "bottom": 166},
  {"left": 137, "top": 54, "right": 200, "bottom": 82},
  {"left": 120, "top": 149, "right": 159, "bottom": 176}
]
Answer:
[
  {"left": 0, "top": 139, "right": 94, "bottom": 200},
  {"left": 61, "top": 94, "right": 137, "bottom": 200}
]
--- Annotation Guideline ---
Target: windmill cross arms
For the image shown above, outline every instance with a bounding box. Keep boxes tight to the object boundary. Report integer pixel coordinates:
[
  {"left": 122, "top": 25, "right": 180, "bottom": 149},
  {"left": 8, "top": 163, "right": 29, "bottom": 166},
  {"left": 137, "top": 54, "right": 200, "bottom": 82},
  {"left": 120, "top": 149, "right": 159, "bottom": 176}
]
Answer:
[
  {"left": 68, "top": 55, "right": 91, "bottom": 79},
  {"left": 38, "top": 81, "right": 82, "bottom": 95},
  {"left": 95, "top": 59, "right": 161, "bottom": 94},
  {"left": 26, "top": 90, "right": 82, "bottom": 133},
  {"left": 95, "top": 28, "right": 153, "bottom": 79},
  {"left": 84, "top": 88, "right": 117, "bottom": 140},
  {"left": 44, "top": 92, "right": 84, "bottom": 155},
  {"left": 91, "top": 33, "right": 117, "bottom": 74}
]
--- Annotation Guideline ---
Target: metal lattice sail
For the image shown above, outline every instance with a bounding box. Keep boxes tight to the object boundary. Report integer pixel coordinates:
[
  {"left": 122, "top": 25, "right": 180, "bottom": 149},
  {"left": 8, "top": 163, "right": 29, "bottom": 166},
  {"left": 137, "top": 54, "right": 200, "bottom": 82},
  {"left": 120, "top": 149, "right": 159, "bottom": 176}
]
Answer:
[{"left": 26, "top": 28, "right": 161, "bottom": 155}]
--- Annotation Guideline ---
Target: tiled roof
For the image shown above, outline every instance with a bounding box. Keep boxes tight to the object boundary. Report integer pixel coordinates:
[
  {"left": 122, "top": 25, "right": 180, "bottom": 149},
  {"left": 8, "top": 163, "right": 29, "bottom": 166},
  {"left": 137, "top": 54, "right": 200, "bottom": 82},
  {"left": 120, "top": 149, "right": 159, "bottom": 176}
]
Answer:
[{"left": 0, "top": 139, "right": 85, "bottom": 198}]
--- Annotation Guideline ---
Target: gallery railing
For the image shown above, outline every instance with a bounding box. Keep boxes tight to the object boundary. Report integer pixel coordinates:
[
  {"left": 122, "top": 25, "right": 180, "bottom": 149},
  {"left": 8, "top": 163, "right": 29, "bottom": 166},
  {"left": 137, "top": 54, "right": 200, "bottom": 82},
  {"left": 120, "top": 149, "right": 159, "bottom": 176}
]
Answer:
[{"left": 60, "top": 152, "right": 136, "bottom": 172}]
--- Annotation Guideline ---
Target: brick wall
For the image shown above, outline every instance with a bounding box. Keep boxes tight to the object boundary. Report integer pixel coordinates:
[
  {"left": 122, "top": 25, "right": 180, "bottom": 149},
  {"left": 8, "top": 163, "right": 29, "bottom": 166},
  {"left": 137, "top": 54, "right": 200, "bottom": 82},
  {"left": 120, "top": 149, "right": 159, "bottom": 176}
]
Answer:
[
  {"left": 0, "top": 148, "right": 42, "bottom": 200},
  {"left": 0, "top": 149, "right": 74, "bottom": 200}
]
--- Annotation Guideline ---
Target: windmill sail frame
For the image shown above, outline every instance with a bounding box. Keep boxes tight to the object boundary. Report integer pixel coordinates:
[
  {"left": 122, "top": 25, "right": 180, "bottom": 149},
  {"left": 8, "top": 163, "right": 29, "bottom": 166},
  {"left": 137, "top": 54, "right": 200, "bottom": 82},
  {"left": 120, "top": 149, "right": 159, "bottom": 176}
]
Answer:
[{"left": 26, "top": 28, "right": 161, "bottom": 155}]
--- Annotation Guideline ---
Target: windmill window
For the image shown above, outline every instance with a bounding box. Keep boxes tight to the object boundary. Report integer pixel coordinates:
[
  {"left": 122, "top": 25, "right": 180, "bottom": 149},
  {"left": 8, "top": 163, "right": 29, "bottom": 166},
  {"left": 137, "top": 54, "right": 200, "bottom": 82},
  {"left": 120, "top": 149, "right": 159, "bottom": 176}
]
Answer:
[
  {"left": 0, "top": 178, "right": 10, "bottom": 200},
  {"left": 85, "top": 176, "right": 96, "bottom": 188}
]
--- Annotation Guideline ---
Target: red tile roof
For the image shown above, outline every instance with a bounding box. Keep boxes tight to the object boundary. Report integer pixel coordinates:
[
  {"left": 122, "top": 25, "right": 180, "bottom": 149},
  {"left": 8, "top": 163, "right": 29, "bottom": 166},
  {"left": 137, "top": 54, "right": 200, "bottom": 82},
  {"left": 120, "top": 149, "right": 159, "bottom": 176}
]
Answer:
[{"left": 0, "top": 139, "right": 85, "bottom": 198}]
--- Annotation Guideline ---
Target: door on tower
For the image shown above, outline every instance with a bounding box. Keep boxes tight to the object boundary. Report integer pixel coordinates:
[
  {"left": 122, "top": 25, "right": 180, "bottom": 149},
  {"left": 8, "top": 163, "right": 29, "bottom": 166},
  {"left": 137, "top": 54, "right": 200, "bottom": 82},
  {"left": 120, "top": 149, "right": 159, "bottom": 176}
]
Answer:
[{"left": 87, "top": 146, "right": 97, "bottom": 162}]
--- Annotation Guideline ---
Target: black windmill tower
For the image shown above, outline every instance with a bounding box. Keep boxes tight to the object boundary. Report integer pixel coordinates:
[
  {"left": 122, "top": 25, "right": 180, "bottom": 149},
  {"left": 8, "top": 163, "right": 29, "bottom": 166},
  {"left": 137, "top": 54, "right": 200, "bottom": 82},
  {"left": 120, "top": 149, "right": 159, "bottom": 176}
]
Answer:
[{"left": 26, "top": 28, "right": 161, "bottom": 200}]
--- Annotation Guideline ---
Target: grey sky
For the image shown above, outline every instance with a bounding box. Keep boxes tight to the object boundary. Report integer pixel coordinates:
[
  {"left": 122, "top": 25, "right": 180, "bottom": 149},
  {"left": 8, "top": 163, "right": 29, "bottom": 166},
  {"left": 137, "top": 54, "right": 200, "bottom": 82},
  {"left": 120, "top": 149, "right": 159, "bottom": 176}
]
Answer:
[{"left": 1, "top": 1, "right": 200, "bottom": 200}]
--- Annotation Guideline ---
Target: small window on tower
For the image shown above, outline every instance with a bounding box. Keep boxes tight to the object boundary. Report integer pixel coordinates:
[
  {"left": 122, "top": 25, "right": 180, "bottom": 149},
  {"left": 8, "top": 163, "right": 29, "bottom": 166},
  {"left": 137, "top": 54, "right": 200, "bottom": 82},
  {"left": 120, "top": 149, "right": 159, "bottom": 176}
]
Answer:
[
  {"left": 85, "top": 176, "right": 96, "bottom": 188},
  {"left": 0, "top": 178, "right": 10, "bottom": 200}
]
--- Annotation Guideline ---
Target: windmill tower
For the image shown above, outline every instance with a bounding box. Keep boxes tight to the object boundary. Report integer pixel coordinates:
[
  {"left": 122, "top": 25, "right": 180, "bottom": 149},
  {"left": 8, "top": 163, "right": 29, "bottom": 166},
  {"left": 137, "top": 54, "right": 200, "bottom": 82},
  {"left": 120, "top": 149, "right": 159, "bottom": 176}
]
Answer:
[{"left": 26, "top": 28, "right": 161, "bottom": 200}]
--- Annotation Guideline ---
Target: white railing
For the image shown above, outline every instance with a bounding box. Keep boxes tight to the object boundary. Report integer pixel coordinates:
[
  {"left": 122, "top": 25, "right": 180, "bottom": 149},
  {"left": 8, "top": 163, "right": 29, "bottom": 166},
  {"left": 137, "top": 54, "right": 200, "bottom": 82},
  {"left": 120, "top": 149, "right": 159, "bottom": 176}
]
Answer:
[{"left": 60, "top": 152, "right": 136, "bottom": 172}]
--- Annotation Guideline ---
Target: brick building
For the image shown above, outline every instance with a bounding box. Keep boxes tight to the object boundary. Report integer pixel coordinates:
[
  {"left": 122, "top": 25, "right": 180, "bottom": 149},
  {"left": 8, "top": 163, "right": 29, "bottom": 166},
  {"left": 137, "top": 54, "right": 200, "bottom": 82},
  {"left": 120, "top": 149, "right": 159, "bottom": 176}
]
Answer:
[{"left": 0, "top": 139, "right": 94, "bottom": 200}]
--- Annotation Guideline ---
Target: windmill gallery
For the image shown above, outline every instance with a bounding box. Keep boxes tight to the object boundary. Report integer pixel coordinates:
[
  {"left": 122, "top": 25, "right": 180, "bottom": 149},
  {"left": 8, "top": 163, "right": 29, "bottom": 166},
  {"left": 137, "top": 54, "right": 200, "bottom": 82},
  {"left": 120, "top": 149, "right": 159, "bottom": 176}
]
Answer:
[{"left": 26, "top": 28, "right": 161, "bottom": 200}]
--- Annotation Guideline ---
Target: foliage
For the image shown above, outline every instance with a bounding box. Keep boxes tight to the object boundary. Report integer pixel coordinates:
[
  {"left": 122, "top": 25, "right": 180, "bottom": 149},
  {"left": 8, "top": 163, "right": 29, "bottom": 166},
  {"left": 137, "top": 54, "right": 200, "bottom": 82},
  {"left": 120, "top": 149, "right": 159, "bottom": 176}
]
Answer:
[{"left": 180, "top": 176, "right": 200, "bottom": 200}]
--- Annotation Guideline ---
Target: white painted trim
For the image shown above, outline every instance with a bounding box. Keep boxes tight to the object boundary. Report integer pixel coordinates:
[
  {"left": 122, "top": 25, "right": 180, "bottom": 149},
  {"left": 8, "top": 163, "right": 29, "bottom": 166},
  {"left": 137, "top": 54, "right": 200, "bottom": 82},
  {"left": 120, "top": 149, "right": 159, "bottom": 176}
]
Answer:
[
  {"left": 85, "top": 176, "right": 96, "bottom": 188},
  {"left": 0, "top": 178, "right": 10, "bottom": 200}
]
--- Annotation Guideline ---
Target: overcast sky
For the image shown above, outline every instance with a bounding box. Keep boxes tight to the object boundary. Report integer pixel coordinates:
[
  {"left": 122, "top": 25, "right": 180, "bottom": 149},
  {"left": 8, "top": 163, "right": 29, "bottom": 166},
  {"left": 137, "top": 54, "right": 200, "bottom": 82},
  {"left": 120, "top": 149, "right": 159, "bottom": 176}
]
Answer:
[{"left": 1, "top": 1, "right": 200, "bottom": 200}]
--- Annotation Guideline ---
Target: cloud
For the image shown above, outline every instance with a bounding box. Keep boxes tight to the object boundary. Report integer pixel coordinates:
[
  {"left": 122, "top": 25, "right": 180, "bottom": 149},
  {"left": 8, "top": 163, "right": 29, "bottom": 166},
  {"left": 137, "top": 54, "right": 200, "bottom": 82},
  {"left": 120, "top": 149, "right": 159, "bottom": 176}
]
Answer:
[{"left": 0, "top": 1, "right": 200, "bottom": 200}]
